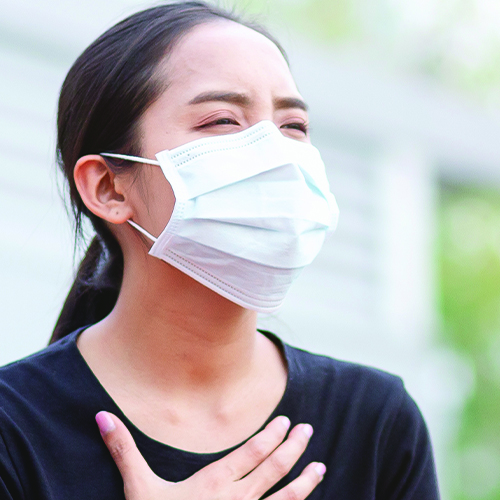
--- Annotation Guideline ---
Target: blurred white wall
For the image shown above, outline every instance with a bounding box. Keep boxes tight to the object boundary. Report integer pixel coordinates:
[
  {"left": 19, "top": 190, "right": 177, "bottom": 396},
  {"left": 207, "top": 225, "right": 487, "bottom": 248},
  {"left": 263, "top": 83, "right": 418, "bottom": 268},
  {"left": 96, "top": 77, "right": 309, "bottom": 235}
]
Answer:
[{"left": 2, "top": 1, "right": 500, "bottom": 497}]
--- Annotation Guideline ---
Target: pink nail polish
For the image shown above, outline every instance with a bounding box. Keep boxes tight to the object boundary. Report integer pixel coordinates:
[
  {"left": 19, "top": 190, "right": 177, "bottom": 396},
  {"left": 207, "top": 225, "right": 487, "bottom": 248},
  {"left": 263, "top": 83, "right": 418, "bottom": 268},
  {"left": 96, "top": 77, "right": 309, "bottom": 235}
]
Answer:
[
  {"left": 315, "top": 463, "right": 327, "bottom": 476},
  {"left": 303, "top": 424, "right": 314, "bottom": 438},
  {"left": 280, "top": 416, "right": 291, "bottom": 430},
  {"left": 96, "top": 411, "right": 115, "bottom": 435}
]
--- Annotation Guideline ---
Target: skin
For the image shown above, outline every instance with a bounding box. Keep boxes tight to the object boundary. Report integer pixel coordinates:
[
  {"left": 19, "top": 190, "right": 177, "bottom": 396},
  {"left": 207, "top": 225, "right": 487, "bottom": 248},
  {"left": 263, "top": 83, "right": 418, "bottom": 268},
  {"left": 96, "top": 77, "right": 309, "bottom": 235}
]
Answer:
[{"left": 74, "top": 20, "right": 323, "bottom": 498}]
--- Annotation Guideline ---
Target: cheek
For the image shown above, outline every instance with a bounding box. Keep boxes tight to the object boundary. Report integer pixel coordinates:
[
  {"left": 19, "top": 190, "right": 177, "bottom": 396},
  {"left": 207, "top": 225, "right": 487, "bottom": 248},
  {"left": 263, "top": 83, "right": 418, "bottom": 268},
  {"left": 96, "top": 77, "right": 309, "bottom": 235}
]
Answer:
[{"left": 134, "top": 169, "right": 175, "bottom": 237}]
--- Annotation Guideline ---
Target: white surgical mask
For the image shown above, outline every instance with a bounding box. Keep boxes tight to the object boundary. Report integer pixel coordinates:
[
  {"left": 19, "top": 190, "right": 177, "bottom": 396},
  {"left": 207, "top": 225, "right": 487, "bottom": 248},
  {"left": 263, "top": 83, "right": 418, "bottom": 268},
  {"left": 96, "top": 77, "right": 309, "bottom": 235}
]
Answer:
[{"left": 101, "top": 120, "right": 338, "bottom": 312}]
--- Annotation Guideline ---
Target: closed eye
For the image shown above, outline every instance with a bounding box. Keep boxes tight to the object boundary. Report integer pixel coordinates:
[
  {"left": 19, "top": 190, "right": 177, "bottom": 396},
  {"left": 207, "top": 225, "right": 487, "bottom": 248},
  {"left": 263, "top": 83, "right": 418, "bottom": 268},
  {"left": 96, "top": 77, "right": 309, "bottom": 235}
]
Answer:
[
  {"left": 281, "top": 122, "right": 308, "bottom": 133},
  {"left": 280, "top": 121, "right": 309, "bottom": 140},
  {"left": 198, "top": 117, "right": 240, "bottom": 128}
]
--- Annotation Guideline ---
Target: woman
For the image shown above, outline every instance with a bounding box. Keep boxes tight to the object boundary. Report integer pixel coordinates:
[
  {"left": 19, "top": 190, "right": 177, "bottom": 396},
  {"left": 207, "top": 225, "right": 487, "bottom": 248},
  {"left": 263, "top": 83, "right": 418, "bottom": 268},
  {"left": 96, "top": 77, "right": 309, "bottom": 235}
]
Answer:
[{"left": 0, "top": 2, "right": 440, "bottom": 499}]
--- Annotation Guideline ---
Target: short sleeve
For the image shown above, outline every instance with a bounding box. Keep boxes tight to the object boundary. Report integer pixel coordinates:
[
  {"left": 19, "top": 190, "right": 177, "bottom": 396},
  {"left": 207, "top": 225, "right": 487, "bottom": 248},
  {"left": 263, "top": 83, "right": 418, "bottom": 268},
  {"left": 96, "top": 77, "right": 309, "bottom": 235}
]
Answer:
[{"left": 376, "top": 389, "right": 440, "bottom": 499}]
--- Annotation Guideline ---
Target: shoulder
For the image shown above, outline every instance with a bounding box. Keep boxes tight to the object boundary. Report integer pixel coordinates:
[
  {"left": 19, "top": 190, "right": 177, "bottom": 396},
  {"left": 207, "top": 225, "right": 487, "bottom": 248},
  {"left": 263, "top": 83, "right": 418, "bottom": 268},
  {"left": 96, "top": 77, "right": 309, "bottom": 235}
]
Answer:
[
  {"left": 0, "top": 336, "right": 76, "bottom": 499},
  {"left": 283, "top": 341, "right": 407, "bottom": 415},
  {"left": 281, "top": 342, "right": 439, "bottom": 498},
  {"left": 280, "top": 339, "right": 430, "bottom": 454},
  {"left": 0, "top": 332, "right": 76, "bottom": 377},
  {"left": 0, "top": 330, "right": 111, "bottom": 499},
  {"left": 0, "top": 332, "right": 81, "bottom": 415}
]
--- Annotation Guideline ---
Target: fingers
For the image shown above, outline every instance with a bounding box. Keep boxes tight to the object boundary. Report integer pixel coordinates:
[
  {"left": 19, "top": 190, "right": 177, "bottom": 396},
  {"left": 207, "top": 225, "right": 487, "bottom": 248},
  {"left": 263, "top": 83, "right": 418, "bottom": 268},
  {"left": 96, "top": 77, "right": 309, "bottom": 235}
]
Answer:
[
  {"left": 96, "top": 412, "right": 156, "bottom": 489},
  {"left": 196, "top": 416, "right": 291, "bottom": 483},
  {"left": 96, "top": 412, "right": 324, "bottom": 500},
  {"left": 267, "top": 461, "right": 326, "bottom": 500},
  {"left": 240, "top": 423, "right": 314, "bottom": 495}
]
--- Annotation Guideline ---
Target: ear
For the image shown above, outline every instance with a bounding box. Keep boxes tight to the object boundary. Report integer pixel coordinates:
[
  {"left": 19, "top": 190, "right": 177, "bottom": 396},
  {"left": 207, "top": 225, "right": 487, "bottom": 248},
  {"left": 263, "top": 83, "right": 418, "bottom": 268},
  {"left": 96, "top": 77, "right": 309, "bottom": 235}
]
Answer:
[{"left": 73, "top": 155, "right": 134, "bottom": 224}]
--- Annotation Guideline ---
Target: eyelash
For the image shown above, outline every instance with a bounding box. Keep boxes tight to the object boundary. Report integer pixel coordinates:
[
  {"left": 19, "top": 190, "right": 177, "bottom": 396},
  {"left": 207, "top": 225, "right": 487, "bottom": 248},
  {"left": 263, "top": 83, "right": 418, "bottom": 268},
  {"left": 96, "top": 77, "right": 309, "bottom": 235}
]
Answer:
[
  {"left": 282, "top": 122, "right": 309, "bottom": 134},
  {"left": 199, "top": 118, "right": 309, "bottom": 135},
  {"left": 203, "top": 118, "right": 238, "bottom": 126}
]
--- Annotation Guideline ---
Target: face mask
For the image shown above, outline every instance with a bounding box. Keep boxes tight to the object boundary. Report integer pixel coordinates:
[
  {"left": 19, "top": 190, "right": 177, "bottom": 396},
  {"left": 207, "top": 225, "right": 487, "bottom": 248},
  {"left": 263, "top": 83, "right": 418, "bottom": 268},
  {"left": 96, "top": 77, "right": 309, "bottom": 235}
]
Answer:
[{"left": 101, "top": 120, "right": 339, "bottom": 312}]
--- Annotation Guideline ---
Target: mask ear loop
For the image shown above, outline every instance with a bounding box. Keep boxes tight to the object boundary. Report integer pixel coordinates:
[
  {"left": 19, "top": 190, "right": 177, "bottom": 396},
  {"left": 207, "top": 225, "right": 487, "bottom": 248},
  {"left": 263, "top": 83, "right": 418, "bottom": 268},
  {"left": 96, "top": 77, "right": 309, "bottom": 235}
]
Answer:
[
  {"left": 100, "top": 152, "right": 160, "bottom": 166},
  {"left": 127, "top": 220, "right": 157, "bottom": 243},
  {"left": 100, "top": 152, "right": 160, "bottom": 243}
]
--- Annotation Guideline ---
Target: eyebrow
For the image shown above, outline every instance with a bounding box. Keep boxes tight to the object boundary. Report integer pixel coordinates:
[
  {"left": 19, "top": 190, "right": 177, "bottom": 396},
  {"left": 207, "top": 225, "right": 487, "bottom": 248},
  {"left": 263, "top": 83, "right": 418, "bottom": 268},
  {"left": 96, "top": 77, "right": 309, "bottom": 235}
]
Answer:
[
  {"left": 188, "top": 91, "right": 251, "bottom": 107},
  {"left": 274, "top": 97, "right": 309, "bottom": 112},
  {"left": 188, "top": 91, "right": 308, "bottom": 112}
]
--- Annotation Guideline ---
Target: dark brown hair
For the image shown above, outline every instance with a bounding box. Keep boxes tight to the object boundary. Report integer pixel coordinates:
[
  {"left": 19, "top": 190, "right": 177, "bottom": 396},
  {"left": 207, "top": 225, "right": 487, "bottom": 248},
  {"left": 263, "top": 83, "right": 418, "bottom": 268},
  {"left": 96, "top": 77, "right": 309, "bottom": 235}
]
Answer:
[{"left": 51, "top": 1, "right": 287, "bottom": 343}]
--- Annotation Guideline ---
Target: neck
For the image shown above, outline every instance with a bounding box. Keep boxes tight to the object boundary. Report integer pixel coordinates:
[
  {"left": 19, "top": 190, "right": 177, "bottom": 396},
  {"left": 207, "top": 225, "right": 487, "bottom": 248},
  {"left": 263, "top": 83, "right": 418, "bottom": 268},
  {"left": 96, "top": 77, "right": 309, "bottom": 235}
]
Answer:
[
  {"left": 83, "top": 255, "right": 262, "bottom": 395},
  {"left": 77, "top": 249, "right": 288, "bottom": 451}
]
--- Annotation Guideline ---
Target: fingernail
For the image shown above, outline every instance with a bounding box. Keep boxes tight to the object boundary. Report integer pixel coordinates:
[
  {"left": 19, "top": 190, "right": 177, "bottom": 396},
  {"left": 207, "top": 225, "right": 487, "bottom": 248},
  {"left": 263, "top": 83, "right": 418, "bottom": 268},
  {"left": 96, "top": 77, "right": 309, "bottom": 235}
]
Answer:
[
  {"left": 96, "top": 411, "right": 115, "bottom": 435},
  {"left": 315, "top": 463, "right": 327, "bottom": 477},
  {"left": 279, "top": 416, "right": 291, "bottom": 430},
  {"left": 302, "top": 424, "right": 314, "bottom": 438}
]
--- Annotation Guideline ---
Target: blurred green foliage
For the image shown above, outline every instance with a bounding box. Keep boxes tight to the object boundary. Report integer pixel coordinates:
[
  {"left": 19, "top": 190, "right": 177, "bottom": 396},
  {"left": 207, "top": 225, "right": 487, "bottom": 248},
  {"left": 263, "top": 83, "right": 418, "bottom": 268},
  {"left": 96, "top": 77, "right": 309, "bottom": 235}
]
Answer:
[{"left": 439, "top": 187, "right": 500, "bottom": 499}]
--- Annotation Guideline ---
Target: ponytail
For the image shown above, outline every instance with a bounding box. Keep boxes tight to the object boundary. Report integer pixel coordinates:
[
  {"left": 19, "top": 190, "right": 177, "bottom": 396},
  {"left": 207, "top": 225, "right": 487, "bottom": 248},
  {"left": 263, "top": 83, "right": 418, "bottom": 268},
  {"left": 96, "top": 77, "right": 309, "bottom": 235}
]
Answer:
[{"left": 50, "top": 232, "right": 123, "bottom": 343}]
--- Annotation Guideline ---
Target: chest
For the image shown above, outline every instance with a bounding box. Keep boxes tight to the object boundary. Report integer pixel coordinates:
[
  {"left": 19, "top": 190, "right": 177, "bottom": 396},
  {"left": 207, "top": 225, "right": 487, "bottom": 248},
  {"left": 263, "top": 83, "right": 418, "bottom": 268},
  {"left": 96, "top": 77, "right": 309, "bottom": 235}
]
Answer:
[{"left": 106, "top": 381, "right": 288, "bottom": 453}]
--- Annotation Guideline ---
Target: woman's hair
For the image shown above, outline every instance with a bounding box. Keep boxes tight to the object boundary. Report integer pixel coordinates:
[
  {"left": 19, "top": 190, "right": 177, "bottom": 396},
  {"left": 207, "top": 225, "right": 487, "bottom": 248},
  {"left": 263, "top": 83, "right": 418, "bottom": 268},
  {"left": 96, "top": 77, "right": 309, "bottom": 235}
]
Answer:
[{"left": 51, "top": 1, "right": 287, "bottom": 344}]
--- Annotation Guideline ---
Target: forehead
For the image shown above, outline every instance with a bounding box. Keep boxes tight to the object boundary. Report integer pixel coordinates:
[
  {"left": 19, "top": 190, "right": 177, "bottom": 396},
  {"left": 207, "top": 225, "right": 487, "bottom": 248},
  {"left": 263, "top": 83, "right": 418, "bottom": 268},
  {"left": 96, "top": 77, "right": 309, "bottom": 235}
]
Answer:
[{"left": 162, "top": 20, "right": 299, "bottom": 97}]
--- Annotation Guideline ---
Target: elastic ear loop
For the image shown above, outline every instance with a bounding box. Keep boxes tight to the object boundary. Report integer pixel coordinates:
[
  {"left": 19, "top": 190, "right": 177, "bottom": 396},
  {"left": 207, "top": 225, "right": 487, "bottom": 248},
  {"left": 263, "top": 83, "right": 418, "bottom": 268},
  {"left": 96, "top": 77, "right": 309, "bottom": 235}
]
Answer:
[
  {"left": 127, "top": 220, "right": 157, "bottom": 243},
  {"left": 100, "top": 152, "right": 160, "bottom": 243},
  {"left": 100, "top": 152, "right": 160, "bottom": 166}
]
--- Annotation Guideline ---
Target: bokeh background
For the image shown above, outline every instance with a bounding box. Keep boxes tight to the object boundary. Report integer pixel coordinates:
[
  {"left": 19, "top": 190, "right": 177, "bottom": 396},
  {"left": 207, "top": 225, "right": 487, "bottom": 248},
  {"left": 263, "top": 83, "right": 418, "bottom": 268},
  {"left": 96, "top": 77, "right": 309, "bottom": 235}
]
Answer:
[{"left": 1, "top": 0, "right": 500, "bottom": 498}]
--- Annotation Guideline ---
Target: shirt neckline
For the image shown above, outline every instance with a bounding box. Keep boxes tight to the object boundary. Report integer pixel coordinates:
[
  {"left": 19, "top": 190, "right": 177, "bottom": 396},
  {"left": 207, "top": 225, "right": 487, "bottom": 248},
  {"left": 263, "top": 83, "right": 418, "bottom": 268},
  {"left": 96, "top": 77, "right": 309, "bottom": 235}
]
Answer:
[{"left": 64, "top": 327, "right": 304, "bottom": 465}]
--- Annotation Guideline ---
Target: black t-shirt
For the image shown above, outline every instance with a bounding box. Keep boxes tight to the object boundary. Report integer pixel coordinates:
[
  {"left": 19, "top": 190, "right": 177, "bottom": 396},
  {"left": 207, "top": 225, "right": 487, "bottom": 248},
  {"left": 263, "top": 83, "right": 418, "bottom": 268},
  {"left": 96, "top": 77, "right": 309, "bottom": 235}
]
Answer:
[{"left": 0, "top": 329, "right": 440, "bottom": 499}]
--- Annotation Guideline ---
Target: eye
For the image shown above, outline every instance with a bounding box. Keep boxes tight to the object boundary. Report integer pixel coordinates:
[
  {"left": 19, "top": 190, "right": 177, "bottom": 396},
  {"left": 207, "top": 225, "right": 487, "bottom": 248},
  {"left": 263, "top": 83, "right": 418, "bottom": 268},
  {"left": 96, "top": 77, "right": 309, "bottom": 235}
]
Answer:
[
  {"left": 281, "top": 121, "right": 309, "bottom": 136},
  {"left": 199, "top": 117, "right": 240, "bottom": 128}
]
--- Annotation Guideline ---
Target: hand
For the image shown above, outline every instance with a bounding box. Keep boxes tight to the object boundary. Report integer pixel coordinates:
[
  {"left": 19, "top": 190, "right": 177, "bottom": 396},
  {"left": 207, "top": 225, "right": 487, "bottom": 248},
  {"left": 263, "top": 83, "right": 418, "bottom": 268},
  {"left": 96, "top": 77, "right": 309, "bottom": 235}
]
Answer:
[{"left": 96, "top": 411, "right": 326, "bottom": 500}]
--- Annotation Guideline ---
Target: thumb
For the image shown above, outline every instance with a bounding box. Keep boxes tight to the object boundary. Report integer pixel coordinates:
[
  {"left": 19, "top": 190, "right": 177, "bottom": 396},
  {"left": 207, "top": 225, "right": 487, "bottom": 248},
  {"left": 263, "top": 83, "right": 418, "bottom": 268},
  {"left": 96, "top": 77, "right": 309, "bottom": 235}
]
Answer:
[{"left": 96, "top": 411, "right": 156, "bottom": 492}]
